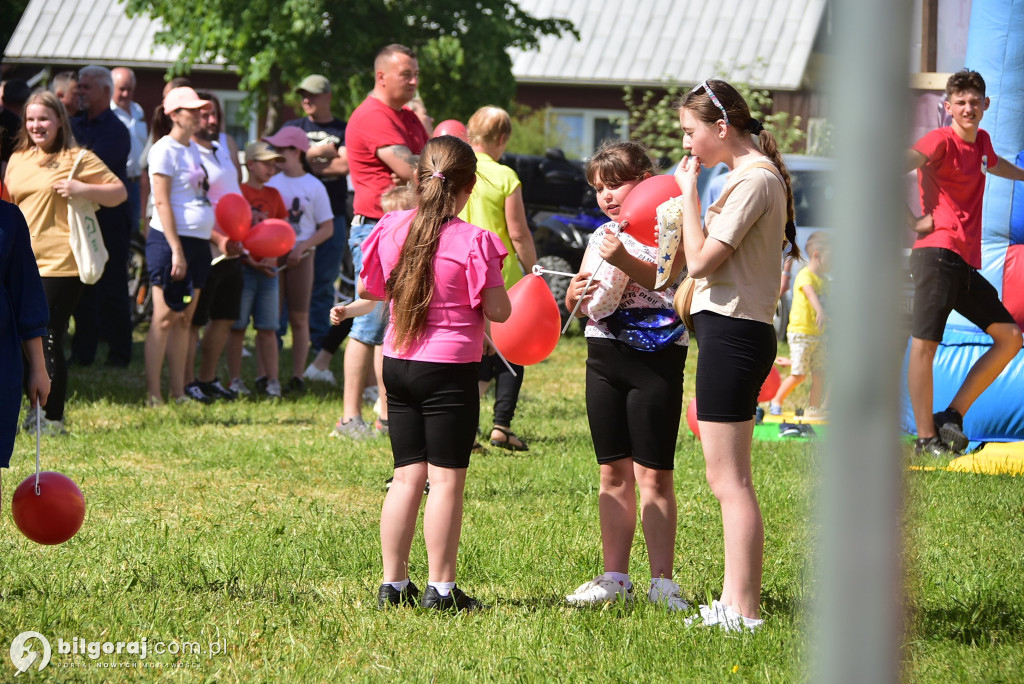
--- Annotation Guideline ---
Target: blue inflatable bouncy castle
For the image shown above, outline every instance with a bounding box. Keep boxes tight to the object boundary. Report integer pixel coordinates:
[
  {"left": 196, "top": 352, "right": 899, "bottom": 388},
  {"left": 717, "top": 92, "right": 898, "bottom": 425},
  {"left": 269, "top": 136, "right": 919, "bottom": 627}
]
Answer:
[{"left": 900, "top": 0, "right": 1024, "bottom": 444}]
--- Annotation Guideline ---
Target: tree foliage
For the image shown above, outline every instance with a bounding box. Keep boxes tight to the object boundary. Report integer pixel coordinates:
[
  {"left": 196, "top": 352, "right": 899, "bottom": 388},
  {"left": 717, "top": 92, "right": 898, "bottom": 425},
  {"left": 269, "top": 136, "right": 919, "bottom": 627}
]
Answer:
[
  {"left": 125, "top": 0, "right": 576, "bottom": 132},
  {"left": 623, "top": 69, "right": 812, "bottom": 167}
]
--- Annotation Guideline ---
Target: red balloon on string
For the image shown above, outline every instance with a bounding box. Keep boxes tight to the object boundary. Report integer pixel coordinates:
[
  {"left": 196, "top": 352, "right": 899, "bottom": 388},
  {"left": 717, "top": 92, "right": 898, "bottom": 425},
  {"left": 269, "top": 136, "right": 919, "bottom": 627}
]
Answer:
[
  {"left": 214, "top": 193, "right": 252, "bottom": 241},
  {"left": 757, "top": 365, "right": 782, "bottom": 403},
  {"left": 433, "top": 120, "right": 468, "bottom": 141},
  {"left": 490, "top": 274, "right": 561, "bottom": 366},
  {"left": 686, "top": 397, "right": 700, "bottom": 439},
  {"left": 12, "top": 471, "right": 86, "bottom": 545},
  {"left": 244, "top": 219, "right": 296, "bottom": 259},
  {"left": 617, "top": 174, "right": 682, "bottom": 247}
]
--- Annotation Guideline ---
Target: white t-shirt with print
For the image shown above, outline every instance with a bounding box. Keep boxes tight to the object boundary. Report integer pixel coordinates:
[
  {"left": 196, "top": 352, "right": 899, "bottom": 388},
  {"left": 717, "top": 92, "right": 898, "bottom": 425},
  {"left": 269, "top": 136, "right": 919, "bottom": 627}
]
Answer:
[
  {"left": 148, "top": 136, "right": 215, "bottom": 239},
  {"left": 266, "top": 172, "right": 334, "bottom": 243}
]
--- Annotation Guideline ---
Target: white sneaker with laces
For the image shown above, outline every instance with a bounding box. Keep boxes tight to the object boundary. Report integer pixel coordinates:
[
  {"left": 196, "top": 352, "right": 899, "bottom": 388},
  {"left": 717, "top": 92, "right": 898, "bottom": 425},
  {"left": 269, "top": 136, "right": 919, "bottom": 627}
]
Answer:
[
  {"left": 648, "top": 579, "right": 690, "bottom": 612},
  {"left": 265, "top": 379, "right": 283, "bottom": 398},
  {"left": 303, "top": 363, "right": 337, "bottom": 386},
  {"left": 566, "top": 574, "right": 633, "bottom": 605},
  {"left": 229, "top": 377, "right": 251, "bottom": 397},
  {"left": 686, "top": 599, "right": 764, "bottom": 633}
]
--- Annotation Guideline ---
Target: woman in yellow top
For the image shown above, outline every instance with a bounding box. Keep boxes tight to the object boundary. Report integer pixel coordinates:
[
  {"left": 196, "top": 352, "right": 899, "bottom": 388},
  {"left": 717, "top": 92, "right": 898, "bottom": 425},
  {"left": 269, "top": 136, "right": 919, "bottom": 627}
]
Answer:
[
  {"left": 6, "top": 90, "right": 125, "bottom": 435},
  {"left": 458, "top": 106, "right": 537, "bottom": 451}
]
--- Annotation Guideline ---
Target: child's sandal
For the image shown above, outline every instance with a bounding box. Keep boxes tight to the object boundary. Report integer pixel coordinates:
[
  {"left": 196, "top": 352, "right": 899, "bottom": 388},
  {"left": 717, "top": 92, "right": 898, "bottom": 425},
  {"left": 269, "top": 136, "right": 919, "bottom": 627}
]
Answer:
[{"left": 489, "top": 426, "right": 529, "bottom": 452}]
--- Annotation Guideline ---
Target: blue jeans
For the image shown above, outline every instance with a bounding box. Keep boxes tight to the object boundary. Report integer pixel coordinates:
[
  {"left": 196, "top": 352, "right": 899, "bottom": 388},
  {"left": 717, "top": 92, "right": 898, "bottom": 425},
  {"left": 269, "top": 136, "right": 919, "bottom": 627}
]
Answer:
[
  {"left": 309, "top": 214, "right": 349, "bottom": 349},
  {"left": 348, "top": 219, "right": 388, "bottom": 345}
]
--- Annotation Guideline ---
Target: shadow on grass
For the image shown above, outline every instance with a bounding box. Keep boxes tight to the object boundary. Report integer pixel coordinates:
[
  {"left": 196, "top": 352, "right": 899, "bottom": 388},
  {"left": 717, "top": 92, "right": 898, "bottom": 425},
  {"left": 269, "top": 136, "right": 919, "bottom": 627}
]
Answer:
[{"left": 912, "top": 599, "right": 1024, "bottom": 644}]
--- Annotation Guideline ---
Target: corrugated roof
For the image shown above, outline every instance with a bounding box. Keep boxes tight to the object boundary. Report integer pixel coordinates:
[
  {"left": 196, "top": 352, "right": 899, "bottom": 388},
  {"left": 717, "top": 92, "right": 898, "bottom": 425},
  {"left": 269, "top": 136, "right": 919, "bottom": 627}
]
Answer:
[
  {"left": 4, "top": 0, "right": 826, "bottom": 89},
  {"left": 510, "top": 0, "right": 827, "bottom": 90}
]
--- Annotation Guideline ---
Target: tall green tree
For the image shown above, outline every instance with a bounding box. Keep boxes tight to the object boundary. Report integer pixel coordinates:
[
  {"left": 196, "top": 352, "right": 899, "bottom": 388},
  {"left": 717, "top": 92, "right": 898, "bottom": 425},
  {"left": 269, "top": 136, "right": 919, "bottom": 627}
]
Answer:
[{"left": 125, "top": 0, "right": 575, "bottom": 132}]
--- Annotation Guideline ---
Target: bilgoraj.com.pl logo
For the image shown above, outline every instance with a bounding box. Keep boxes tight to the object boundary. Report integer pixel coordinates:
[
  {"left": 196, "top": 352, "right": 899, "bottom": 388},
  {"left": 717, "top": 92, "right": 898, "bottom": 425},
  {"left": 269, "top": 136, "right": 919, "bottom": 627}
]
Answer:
[
  {"left": 9, "top": 630, "right": 227, "bottom": 673},
  {"left": 9, "top": 632, "right": 51, "bottom": 675}
]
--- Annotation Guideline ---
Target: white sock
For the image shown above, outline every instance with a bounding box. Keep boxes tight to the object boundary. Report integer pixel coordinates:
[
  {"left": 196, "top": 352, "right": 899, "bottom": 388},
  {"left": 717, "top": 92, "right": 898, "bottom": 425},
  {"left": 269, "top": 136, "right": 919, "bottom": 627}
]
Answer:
[
  {"left": 386, "top": 578, "right": 410, "bottom": 591},
  {"left": 649, "top": 577, "right": 675, "bottom": 593},
  {"left": 428, "top": 581, "right": 455, "bottom": 597},
  {"left": 604, "top": 572, "right": 631, "bottom": 587}
]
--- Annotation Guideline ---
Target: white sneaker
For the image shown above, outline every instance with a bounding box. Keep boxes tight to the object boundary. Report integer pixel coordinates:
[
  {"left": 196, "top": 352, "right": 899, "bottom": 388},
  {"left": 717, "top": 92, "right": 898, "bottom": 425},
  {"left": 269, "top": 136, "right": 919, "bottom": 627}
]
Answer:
[
  {"left": 265, "top": 379, "right": 283, "bottom": 398},
  {"left": 648, "top": 579, "right": 690, "bottom": 612},
  {"left": 229, "top": 377, "right": 251, "bottom": 397},
  {"left": 303, "top": 363, "right": 337, "bottom": 386},
  {"left": 566, "top": 574, "right": 633, "bottom": 605},
  {"left": 21, "top": 405, "right": 40, "bottom": 432},
  {"left": 686, "top": 600, "right": 764, "bottom": 633}
]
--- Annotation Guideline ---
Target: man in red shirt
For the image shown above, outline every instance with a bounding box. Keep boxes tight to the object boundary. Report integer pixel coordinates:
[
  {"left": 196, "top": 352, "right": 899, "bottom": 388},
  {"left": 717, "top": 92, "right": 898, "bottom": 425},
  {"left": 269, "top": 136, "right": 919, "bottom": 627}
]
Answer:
[
  {"left": 334, "top": 44, "right": 429, "bottom": 440},
  {"left": 906, "top": 69, "right": 1024, "bottom": 456}
]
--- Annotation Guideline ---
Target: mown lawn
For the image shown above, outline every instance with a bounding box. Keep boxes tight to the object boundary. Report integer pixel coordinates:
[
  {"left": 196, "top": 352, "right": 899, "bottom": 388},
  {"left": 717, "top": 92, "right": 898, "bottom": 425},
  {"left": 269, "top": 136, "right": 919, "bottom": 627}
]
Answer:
[{"left": 1, "top": 329, "right": 1020, "bottom": 682}]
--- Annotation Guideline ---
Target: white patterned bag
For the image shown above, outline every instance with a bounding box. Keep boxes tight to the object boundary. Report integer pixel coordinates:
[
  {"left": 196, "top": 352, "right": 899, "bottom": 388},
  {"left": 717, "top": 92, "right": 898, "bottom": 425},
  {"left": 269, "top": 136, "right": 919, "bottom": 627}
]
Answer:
[{"left": 66, "top": 149, "right": 108, "bottom": 285}]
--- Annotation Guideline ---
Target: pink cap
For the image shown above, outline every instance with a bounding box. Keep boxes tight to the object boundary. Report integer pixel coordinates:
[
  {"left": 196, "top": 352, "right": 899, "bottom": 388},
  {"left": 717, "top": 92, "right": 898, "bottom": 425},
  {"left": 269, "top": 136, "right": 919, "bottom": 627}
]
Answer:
[
  {"left": 163, "top": 87, "right": 210, "bottom": 114},
  {"left": 263, "top": 127, "right": 310, "bottom": 152}
]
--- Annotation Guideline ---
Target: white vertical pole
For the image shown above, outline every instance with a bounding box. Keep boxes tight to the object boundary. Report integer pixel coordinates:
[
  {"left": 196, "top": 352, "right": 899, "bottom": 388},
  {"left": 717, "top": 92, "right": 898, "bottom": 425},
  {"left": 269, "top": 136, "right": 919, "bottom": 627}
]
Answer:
[{"left": 814, "top": 2, "right": 911, "bottom": 683}]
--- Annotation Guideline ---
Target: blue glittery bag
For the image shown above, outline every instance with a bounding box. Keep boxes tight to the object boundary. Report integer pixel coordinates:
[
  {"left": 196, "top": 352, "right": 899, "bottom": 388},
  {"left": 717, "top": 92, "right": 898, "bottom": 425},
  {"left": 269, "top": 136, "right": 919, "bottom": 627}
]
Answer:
[{"left": 602, "top": 307, "right": 686, "bottom": 351}]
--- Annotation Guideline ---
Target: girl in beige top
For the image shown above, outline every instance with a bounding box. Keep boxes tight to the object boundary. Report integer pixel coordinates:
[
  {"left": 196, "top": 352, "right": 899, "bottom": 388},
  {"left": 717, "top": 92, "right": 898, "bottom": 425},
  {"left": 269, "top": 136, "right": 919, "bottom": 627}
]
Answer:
[
  {"left": 673, "top": 79, "right": 799, "bottom": 632},
  {"left": 5, "top": 90, "right": 125, "bottom": 433}
]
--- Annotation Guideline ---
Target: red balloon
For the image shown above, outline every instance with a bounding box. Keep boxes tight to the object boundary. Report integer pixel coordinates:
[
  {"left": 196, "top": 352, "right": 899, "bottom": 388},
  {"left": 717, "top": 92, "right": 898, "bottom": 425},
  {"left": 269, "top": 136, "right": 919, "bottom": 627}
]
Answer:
[
  {"left": 490, "top": 274, "right": 561, "bottom": 365},
  {"left": 758, "top": 365, "right": 782, "bottom": 403},
  {"left": 214, "top": 193, "right": 252, "bottom": 242},
  {"left": 12, "top": 471, "right": 86, "bottom": 545},
  {"left": 686, "top": 397, "right": 700, "bottom": 439},
  {"left": 618, "top": 175, "right": 682, "bottom": 247},
  {"left": 433, "top": 119, "right": 468, "bottom": 141},
  {"left": 244, "top": 219, "right": 296, "bottom": 259}
]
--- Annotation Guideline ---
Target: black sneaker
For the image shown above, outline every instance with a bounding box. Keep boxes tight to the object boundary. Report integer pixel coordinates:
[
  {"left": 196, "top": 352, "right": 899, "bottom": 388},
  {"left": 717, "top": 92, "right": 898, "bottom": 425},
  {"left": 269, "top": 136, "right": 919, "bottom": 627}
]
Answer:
[
  {"left": 288, "top": 376, "right": 306, "bottom": 394},
  {"left": 377, "top": 581, "right": 420, "bottom": 609},
  {"left": 199, "top": 378, "right": 238, "bottom": 401},
  {"left": 915, "top": 436, "right": 954, "bottom": 457},
  {"left": 184, "top": 381, "right": 216, "bottom": 404},
  {"left": 933, "top": 408, "right": 968, "bottom": 453},
  {"left": 254, "top": 376, "right": 268, "bottom": 394},
  {"left": 420, "top": 585, "right": 488, "bottom": 612}
]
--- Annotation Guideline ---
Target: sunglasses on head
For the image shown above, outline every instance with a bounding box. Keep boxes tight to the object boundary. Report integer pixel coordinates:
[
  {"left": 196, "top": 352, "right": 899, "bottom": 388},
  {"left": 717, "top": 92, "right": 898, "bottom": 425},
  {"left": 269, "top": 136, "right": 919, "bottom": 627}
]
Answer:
[{"left": 691, "top": 80, "right": 730, "bottom": 126}]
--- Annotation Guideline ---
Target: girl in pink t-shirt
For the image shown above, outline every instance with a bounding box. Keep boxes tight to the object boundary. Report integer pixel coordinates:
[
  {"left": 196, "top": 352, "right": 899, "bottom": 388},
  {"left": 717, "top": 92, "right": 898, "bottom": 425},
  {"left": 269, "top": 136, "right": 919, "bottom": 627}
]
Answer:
[{"left": 358, "top": 135, "right": 510, "bottom": 612}]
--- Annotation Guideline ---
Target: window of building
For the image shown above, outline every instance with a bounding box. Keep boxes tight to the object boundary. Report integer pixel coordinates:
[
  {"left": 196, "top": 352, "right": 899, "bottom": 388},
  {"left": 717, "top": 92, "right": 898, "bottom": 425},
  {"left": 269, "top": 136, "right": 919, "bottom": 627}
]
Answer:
[{"left": 547, "top": 108, "right": 629, "bottom": 159}]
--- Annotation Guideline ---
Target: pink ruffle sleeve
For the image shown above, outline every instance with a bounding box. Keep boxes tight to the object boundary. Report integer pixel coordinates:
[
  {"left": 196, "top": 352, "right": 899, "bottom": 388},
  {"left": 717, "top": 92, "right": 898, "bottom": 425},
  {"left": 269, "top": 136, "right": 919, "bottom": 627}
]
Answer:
[{"left": 464, "top": 228, "right": 507, "bottom": 308}]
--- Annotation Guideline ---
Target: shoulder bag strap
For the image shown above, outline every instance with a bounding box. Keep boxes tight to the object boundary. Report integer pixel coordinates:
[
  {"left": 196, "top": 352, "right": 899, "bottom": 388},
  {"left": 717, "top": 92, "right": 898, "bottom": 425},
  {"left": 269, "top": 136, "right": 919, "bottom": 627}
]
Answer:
[
  {"left": 707, "top": 161, "right": 783, "bottom": 215},
  {"left": 67, "top": 148, "right": 88, "bottom": 182}
]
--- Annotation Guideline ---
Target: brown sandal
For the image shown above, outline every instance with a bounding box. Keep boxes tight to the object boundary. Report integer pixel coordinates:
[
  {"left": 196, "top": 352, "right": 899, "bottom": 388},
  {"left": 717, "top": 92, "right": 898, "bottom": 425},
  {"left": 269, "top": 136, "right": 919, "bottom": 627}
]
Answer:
[{"left": 489, "top": 426, "right": 529, "bottom": 452}]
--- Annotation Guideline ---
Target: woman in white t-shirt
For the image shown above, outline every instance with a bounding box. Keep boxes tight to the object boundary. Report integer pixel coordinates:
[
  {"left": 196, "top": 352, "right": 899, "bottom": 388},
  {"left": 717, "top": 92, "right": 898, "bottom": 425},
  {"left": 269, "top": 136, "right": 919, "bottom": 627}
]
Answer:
[
  {"left": 263, "top": 126, "right": 333, "bottom": 390},
  {"left": 672, "top": 79, "right": 800, "bottom": 632},
  {"left": 144, "top": 87, "right": 215, "bottom": 405}
]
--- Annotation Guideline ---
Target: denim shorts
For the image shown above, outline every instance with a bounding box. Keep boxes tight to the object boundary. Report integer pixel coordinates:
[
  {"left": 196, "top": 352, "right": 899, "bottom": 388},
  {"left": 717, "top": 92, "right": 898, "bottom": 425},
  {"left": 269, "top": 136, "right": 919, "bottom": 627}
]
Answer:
[
  {"left": 349, "top": 219, "right": 388, "bottom": 345},
  {"left": 233, "top": 264, "right": 280, "bottom": 331}
]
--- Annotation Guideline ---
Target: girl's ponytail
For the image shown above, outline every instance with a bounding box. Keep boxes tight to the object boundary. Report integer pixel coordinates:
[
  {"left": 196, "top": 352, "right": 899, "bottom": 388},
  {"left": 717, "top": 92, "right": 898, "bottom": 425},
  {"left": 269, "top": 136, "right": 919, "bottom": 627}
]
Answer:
[{"left": 753, "top": 124, "right": 801, "bottom": 261}]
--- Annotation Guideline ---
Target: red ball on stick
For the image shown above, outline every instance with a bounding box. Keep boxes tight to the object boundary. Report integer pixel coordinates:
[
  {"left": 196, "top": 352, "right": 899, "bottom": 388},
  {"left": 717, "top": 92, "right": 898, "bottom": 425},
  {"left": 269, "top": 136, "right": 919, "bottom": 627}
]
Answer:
[
  {"left": 617, "top": 175, "right": 682, "bottom": 247},
  {"left": 757, "top": 365, "right": 782, "bottom": 403},
  {"left": 12, "top": 471, "right": 86, "bottom": 545},
  {"left": 490, "top": 274, "right": 561, "bottom": 366},
  {"left": 214, "top": 193, "right": 252, "bottom": 242},
  {"left": 686, "top": 397, "right": 700, "bottom": 439},
  {"left": 244, "top": 219, "right": 296, "bottom": 259},
  {"left": 433, "top": 120, "right": 468, "bottom": 141}
]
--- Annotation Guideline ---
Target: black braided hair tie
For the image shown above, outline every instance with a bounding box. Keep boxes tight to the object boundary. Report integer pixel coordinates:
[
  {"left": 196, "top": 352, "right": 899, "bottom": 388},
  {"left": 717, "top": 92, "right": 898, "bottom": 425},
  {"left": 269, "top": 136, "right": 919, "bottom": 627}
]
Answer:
[{"left": 747, "top": 119, "right": 765, "bottom": 135}]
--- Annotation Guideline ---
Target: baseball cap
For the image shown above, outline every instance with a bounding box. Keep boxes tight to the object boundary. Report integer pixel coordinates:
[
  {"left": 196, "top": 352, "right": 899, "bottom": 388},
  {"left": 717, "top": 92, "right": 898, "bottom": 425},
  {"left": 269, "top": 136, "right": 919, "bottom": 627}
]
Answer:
[
  {"left": 295, "top": 75, "right": 331, "bottom": 95},
  {"left": 163, "top": 87, "right": 210, "bottom": 114},
  {"left": 245, "top": 141, "right": 284, "bottom": 164},
  {"left": 263, "top": 127, "right": 310, "bottom": 152}
]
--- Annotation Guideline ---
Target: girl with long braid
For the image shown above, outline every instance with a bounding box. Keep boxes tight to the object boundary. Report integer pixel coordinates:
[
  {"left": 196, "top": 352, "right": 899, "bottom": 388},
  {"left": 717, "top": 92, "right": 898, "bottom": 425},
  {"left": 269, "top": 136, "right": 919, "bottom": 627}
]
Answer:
[
  {"left": 357, "top": 135, "right": 511, "bottom": 611},
  {"left": 671, "top": 79, "right": 800, "bottom": 632}
]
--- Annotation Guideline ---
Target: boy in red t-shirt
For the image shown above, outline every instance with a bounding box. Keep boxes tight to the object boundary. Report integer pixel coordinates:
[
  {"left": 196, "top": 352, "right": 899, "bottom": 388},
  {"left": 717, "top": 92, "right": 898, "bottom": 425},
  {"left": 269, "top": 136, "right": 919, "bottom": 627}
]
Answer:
[
  {"left": 906, "top": 69, "right": 1024, "bottom": 456},
  {"left": 228, "top": 142, "right": 289, "bottom": 398}
]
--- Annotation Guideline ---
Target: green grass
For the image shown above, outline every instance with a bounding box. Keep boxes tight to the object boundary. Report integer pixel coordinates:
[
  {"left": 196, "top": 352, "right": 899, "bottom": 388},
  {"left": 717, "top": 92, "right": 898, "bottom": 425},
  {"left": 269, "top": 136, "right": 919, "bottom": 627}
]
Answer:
[{"left": 1, "top": 330, "right": 1021, "bottom": 682}]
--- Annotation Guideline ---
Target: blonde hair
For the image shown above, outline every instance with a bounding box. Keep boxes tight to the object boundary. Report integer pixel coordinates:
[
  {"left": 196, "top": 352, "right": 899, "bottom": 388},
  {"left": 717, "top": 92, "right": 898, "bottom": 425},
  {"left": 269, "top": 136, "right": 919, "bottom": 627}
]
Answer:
[
  {"left": 467, "top": 106, "right": 511, "bottom": 147},
  {"left": 386, "top": 136, "right": 477, "bottom": 351},
  {"left": 381, "top": 184, "right": 416, "bottom": 213},
  {"left": 15, "top": 90, "right": 77, "bottom": 164}
]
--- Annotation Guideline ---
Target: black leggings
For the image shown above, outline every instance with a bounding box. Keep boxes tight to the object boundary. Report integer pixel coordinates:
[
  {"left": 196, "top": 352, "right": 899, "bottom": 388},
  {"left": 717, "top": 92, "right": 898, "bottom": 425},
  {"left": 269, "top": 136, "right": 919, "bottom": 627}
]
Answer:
[
  {"left": 24, "top": 277, "right": 84, "bottom": 421},
  {"left": 479, "top": 354, "right": 524, "bottom": 427},
  {"left": 692, "top": 311, "right": 776, "bottom": 422}
]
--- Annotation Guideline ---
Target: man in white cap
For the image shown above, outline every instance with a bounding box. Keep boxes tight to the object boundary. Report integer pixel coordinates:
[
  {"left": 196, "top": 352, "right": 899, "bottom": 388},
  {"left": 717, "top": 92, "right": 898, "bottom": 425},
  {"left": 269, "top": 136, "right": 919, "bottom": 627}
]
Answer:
[{"left": 282, "top": 74, "right": 350, "bottom": 359}]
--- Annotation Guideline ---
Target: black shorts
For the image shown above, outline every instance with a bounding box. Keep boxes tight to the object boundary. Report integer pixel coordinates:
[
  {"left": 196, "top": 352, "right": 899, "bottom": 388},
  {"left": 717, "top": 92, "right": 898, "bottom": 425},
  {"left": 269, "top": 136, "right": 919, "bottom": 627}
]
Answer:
[
  {"left": 585, "top": 338, "right": 686, "bottom": 470},
  {"left": 910, "top": 247, "right": 1015, "bottom": 341},
  {"left": 383, "top": 357, "right": 480, "bottom": 469},
  {"left": 191, "top": 257, "right": 243, "bottom": 327},
  {"left": 693, "top": 311, "right": 776, "bottom": 422},
  {"left": 146, "top": 231, "right": 212, "bottom": 290}
]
